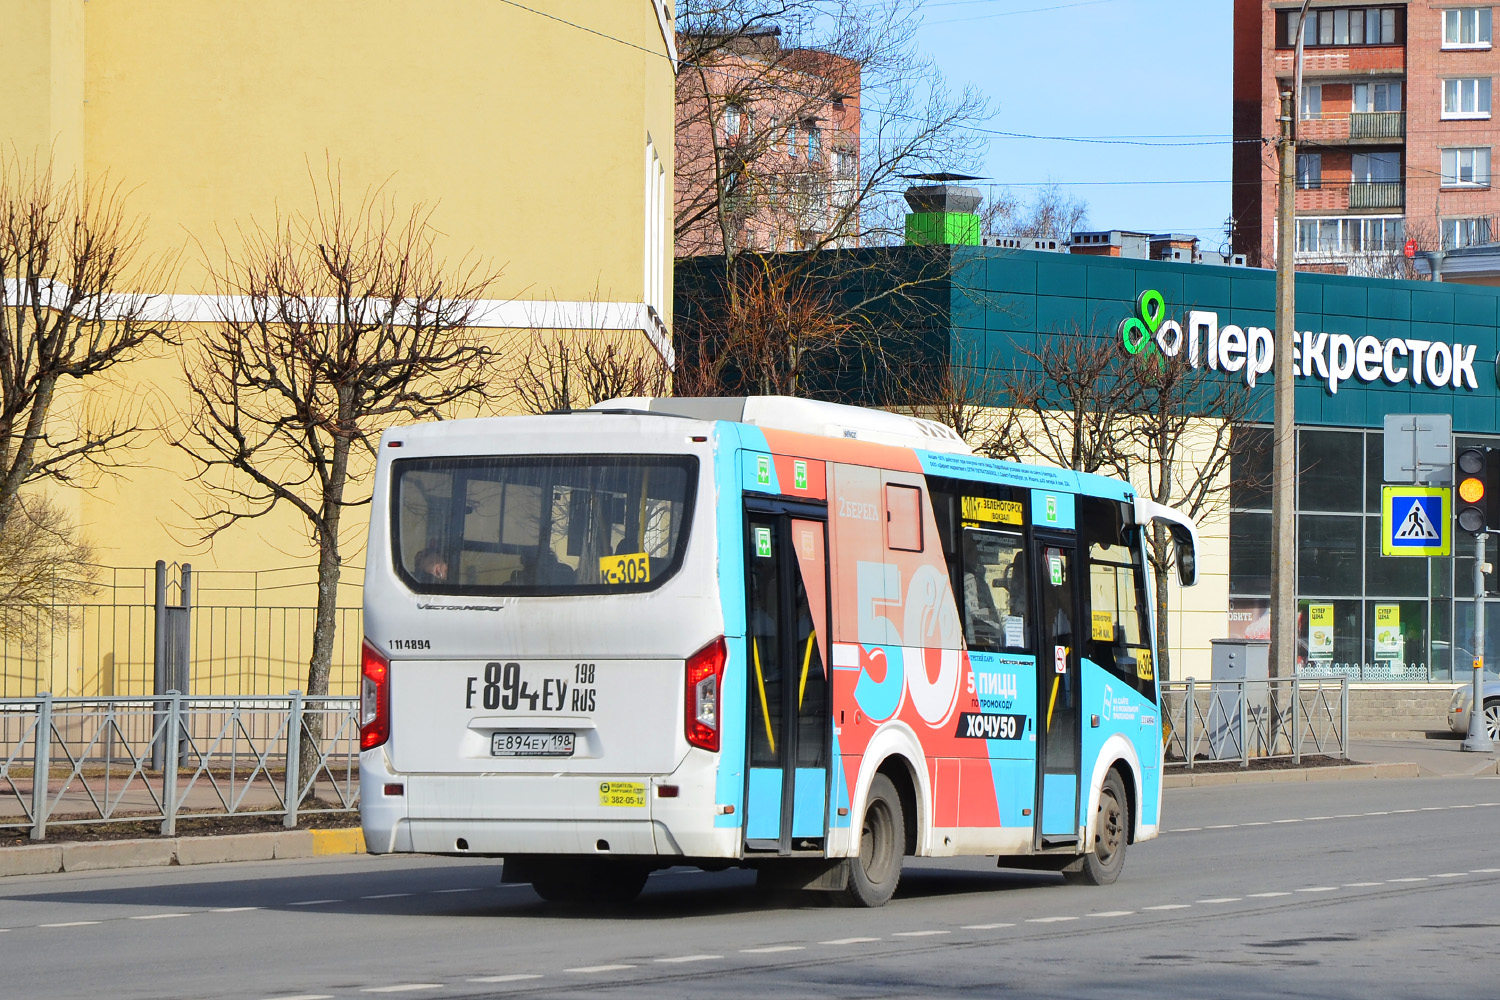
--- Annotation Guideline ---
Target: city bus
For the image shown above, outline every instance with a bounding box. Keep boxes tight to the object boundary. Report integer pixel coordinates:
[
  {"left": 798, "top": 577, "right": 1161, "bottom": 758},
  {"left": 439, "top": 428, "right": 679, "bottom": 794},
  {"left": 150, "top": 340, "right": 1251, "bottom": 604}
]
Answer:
[{"left": 358, "top": 396, "right": 1199, "bottom": 906}]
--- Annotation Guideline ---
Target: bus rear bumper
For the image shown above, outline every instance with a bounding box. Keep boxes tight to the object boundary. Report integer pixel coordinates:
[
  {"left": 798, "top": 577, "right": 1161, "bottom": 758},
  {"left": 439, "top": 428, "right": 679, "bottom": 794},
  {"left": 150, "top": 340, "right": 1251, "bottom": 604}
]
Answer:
[{"left": 359, "top": 747, "right": 740, "bottom": 859}]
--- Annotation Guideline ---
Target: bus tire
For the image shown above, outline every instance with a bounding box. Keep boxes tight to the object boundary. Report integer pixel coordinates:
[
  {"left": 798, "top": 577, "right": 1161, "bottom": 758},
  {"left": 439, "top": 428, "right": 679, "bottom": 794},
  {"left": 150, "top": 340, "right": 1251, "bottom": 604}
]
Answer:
[
  {"left": 845, "top": 774, "right": 903, "bottom": 907},
  {"left": 1068, "top": 769, "right": 1128, "bottom": 886}
]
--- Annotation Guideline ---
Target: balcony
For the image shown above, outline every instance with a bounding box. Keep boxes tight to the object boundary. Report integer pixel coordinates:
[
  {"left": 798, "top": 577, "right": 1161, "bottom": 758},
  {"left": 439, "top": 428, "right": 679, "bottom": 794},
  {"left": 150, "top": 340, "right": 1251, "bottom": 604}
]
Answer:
[
  {"left": 1348, "top": 181, "right": 1403, "bottom": 209},
  {"left": 1349, "top": 111, "right": 1404, "bottom": 140}
]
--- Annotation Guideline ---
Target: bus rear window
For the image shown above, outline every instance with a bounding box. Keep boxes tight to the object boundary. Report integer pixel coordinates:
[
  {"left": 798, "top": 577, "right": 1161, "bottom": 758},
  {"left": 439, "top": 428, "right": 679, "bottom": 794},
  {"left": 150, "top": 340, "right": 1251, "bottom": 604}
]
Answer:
[{"left": 392, "top": 455, "right": 698, "bottom": 594}]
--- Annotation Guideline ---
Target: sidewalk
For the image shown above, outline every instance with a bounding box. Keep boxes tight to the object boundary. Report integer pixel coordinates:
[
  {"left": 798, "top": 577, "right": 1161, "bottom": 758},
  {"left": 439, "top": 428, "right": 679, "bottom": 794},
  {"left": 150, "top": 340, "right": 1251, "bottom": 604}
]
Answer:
[{"left": 1350, "top": 733, "right": 1500, "bottom": 778}]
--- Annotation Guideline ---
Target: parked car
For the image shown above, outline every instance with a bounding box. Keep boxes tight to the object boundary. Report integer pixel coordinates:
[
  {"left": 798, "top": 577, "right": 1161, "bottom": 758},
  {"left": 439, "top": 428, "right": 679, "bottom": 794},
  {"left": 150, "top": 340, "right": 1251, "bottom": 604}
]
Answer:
[{"left": 1448, "top": 680, "right": 1500, "bottom": 739}]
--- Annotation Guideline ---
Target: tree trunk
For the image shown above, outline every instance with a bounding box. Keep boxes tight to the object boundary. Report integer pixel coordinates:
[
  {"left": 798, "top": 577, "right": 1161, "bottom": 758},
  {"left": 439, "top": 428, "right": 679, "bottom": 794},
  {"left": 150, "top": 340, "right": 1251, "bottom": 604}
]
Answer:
[
  {"left": 1152, "top": 522, "right": 1172, "bottom": 683},
  {"left": 296, "top": 435, "right": 350, "bottom": 806}
]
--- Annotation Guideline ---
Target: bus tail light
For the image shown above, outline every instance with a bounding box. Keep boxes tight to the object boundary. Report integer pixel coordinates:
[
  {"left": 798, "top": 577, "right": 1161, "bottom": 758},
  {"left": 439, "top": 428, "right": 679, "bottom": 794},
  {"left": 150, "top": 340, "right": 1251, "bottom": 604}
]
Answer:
[
  {"left": 685, "top": 636, "right": 727, "bottom": 752},
  {"left": 361, "top": 639, "right": 391, "bottom": 750}
]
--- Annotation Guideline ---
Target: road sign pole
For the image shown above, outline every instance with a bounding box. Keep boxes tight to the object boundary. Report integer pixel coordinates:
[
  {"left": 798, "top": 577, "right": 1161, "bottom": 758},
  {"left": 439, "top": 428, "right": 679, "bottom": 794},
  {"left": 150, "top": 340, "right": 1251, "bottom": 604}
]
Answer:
[{"left": 1463, "top": 531, "right": 1494, "bottom": 752}]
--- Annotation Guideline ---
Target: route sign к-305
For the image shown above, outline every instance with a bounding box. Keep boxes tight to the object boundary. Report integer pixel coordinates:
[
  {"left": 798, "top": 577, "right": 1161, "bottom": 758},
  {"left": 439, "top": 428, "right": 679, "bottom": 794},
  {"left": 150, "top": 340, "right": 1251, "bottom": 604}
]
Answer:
[{"left": 1381, "top": 486, "right": 1451, "bottom": 557}]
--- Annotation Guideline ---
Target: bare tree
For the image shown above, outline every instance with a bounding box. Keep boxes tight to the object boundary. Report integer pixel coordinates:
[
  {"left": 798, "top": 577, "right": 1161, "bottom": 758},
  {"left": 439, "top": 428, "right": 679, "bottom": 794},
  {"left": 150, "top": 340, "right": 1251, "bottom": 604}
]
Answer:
[
  {"left": 513, "top": 327, "right": 672, "bottom": 414},
  {"left": 981, "top": 182, "right": 1089, "bottom": 242},
  {"left": 1001, "top": 328, "right": 1142, "bottom": 477},
  {"left": 890, "top": 340, "right": 1022, "bottom": 460},
  {"left": 1121, "top": 349, "right": 1263, "bottom": 681},
  {"left": 0, "top": 493, "right": 98, "bottom": 644},
  {"left": 677, "top": 0, "right": 989, "bottom": 260},
  {"left": 0, "top": 154, "right": 176, "bottom": 536},
  {"left": 175, "top": 172, "right": 501, "bottom": 781}
]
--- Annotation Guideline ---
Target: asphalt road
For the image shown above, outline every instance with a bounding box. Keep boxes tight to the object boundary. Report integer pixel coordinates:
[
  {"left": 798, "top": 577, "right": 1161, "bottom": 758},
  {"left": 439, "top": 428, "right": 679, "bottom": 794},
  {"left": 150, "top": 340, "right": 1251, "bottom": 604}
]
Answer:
[{"left": 3, "top": 776, "right": 1499, "bottom": 1000}]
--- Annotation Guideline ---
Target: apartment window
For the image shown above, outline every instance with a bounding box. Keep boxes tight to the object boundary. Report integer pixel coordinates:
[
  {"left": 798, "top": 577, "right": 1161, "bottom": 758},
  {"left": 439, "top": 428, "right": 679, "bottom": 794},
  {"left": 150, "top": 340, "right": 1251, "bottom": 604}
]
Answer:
[
  {"left": 1442, "top": 217, "right": 1492, "bottom": 249},
  {"left": 722, "top": 104, "right": 744, "bottom": 141},
  {"left": 786, "top": 122, "right": 798, "bottom": 157},
  {"left": 1297, "top": 152, "right": 1323, "bottom": 189},
  {"left": 1353, "top": 81, "right": 1402, "bottom": 113},
  {"left": 1443, "top": 77, "right": 1492, "bottom": 118},
  {"left": 1295, "top": 216, "right": 1405, "bottom": 254},
  {"left": 1444, "top": 8, "right": 1493, "bottom": 48},
  {"left": 1281, "top": 7, "right": 1401, "bottom": 47},
  {"left": 1301, "top": 84, "right": 1323, "bottom": 120},
  {"left": 1352, "top": 151, "right": 1401, "bottom": 183},
  {"left": 834, "top": 149, "right": 857, "bottom": 179},
  {"left": 1442, "top": 147, "right": 1492, "bottom": 187},
  {"left": 807, "top": 123, "right": 822, "bottom": 161}
]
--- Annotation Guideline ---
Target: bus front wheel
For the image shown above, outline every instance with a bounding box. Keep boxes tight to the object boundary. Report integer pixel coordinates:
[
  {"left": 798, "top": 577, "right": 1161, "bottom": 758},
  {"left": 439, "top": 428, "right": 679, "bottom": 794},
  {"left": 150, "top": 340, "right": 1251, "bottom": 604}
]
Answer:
[
  {"left": 1068, "top": 770, "right": 1128, "bottom": 886},
  {"left": 845, "top": 774, "right": 904, "bottom": 907}
]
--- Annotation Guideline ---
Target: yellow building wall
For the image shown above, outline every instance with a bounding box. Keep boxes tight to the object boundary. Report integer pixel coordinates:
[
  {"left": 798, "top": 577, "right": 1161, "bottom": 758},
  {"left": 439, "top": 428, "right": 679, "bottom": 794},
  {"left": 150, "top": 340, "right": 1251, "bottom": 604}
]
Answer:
[{"left": 1, "top": 2, "right": 676, "bottom": 696}]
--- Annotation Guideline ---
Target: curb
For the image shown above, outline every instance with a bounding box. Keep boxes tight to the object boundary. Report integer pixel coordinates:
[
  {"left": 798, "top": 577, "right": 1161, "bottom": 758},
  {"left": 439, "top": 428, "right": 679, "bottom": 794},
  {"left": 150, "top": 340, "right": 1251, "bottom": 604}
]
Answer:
[
  {"left": 1164, "top": 761, "right": 1421, "bottom": 788},
  {"left": 0, "top": 827, "right": 365, "bottom": 879}
]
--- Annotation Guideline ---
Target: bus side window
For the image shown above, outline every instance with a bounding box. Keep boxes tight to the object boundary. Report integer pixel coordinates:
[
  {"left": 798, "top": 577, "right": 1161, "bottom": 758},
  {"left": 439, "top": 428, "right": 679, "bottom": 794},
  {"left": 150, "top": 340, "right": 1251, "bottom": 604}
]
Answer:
[
  {"left": 1082, "top": 498, "right": 1154, "bottom": 700},
  {"left": 885, "top": 484, "right": 923, "bottom": 551},
  {"left": 960, "top": 527, "right": 1030, "bottom": 652}
]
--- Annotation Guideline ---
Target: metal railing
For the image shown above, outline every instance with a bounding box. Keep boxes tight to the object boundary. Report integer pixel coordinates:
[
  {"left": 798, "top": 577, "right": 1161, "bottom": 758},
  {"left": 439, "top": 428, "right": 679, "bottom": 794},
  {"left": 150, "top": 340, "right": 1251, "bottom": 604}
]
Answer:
[
  {"left": 1161, "top": 677, "right": 1349, "bottom": 768},
  {"left": 0, "top": 693, "right": 360, "bottom": 840},
  {"left": 1349, "top": 180, "right": 1404, "bottom": 209},
  {"left": 1350, "top": 111, "right": 1404, "bottom": 139}
]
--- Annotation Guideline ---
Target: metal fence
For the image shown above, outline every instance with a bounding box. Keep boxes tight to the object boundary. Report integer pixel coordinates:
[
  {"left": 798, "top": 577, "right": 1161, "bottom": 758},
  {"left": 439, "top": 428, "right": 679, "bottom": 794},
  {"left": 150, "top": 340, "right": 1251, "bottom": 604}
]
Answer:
[
  {"left": 1, "top": 693, "right": 360, "bottom": 840},
  {"left": 1161, "top": 677, "right": 1349, "bottom": 768},
  {"left": 0, "top": 564, "right": 363, "bottom": 699}
]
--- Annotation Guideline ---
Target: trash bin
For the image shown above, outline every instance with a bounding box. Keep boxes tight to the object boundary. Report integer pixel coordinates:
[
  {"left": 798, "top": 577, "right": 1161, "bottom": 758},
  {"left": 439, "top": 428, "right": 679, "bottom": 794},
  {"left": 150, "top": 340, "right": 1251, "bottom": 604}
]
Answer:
[{"left": 1208, "top": 639, "right": 1269, "bottom": 761}]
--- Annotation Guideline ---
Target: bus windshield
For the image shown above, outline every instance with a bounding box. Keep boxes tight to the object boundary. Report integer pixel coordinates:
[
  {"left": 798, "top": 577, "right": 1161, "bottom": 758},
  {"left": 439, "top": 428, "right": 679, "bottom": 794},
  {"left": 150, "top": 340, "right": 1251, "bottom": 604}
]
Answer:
[{"left": 392, "top": 454, "right": 698, "bottom": 594}]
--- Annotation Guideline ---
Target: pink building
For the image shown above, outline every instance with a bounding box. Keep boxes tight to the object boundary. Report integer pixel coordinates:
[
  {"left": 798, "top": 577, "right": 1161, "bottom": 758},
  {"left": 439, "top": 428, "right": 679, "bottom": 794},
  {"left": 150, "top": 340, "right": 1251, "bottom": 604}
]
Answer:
[{"left": 675, "top": 27, "right": 861, "bottom": 256}]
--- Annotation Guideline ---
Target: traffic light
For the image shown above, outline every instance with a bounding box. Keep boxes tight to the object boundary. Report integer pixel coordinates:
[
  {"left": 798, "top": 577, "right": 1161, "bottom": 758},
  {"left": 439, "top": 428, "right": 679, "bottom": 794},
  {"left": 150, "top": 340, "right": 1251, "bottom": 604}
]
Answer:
[{"left": 1455, "top": 447, "right": 1500, "bottom": 535}]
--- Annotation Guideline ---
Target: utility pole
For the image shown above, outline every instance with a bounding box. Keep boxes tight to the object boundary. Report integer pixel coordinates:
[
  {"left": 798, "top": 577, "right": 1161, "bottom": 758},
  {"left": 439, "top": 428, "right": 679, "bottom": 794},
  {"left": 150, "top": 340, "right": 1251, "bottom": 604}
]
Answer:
[{"left": 1269, "top": 1, "right": 1311, "bottom": 680}]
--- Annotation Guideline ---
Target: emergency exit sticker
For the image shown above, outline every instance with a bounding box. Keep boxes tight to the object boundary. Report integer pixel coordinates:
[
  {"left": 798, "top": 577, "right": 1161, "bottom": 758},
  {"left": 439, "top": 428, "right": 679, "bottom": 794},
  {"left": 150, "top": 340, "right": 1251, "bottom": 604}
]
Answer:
[
  {"left": 1049, "top": 554, "right": 1063, "bottom": 586},
  {"left": 755, "top": 526, "right": 772, "bottom": 558}
]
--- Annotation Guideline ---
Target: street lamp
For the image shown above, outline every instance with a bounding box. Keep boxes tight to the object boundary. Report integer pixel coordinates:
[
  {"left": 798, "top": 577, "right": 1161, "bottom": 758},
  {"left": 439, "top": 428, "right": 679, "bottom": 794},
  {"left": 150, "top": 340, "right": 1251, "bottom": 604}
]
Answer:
[{"left": 1269, "top": 0, "right": 1312, "bottom": 681}]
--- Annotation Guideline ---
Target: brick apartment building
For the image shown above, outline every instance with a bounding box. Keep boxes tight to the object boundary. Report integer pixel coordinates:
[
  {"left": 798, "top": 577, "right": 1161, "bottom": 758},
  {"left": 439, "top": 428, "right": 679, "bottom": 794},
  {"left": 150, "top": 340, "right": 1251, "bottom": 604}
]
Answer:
[
  {"left": 1234, "top": 1, "right": 1500, "bottom": 274},
  {"left": 675, "top": 27, "right": 860, "bottom": 255}
]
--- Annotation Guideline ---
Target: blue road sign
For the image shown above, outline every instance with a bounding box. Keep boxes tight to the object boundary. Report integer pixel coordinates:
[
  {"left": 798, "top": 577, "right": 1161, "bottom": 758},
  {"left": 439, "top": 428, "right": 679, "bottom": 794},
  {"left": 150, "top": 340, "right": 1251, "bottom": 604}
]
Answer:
[{"left": 1382, "top": 486, "right": 1452, "bottom": 557}]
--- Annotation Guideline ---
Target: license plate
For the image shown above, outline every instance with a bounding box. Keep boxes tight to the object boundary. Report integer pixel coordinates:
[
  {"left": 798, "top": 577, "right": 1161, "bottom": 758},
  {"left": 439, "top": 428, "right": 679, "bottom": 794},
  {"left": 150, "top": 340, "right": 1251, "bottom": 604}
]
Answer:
[{"left": 491, "top": 731, "right": 574, "bottom": 757}]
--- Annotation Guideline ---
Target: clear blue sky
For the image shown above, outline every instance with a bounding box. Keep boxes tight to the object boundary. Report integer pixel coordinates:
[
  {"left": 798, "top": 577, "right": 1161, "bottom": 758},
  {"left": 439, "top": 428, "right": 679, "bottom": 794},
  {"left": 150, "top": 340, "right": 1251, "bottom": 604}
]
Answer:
[{"left": 914, "top": 0, "right": 1235, "bottom": 249}]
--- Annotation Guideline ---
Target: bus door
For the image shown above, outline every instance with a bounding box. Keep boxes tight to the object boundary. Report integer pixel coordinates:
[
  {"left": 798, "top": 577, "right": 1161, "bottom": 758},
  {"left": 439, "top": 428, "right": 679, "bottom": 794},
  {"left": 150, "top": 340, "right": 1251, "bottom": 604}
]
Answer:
[
  {"left": 1034, "top": 531, "right": 1082, "bottom": 845},
  {"left": 743, "top": 501, "right": 832, "bottom": 855}
]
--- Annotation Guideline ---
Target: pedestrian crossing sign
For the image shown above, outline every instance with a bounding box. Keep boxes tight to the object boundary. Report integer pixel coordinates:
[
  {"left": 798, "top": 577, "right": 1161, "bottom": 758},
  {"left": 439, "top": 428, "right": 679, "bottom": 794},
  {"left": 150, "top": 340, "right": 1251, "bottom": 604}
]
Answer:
[{"left": 1381, "top": 486, "right": 1451, "bottom": 557}]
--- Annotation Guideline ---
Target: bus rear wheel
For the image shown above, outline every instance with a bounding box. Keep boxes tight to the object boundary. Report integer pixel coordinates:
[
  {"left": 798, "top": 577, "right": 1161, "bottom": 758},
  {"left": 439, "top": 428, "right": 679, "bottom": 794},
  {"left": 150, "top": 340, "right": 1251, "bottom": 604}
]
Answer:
[
  {"left": 845, "top": 774, "right": 903, "bottom": 907},
  {"left": 1068, "top": 770, "right": 1128, "bottom": 886}
]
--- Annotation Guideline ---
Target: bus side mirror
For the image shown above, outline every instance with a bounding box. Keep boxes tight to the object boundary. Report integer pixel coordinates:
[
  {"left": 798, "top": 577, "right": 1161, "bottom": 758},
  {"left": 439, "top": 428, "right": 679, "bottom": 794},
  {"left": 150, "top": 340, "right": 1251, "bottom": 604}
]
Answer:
[{"left": 1169, "top": 523, "right": 1197, "bottom": 587}]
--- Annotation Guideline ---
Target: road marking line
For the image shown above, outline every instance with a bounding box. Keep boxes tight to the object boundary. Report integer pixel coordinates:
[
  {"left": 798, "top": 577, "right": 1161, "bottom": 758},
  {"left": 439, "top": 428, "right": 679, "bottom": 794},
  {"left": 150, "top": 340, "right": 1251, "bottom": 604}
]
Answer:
[
  {"left": 655, "top": 955, "right": 720, "bottom": 964},
  {"left": 1247, "top": 892, "right": 1290, "bottom": 898},
  {"left": 1272, "top": 819, "right": 1301, "bottom": 824},
  {"left": 1388, "top": 877, "right": 1426, "bottom": 883},
  {"left": 962, "top": 923, "right": 1016, "bottom": 929},
  {"left": 1143, "top": 904, "right": 1192, "bottom": 910},
  {"left": 1305, "top": 816, "right": 1332, "bottom": 821},
  {"left": 1432, "top": 873, "right": 1466, "bottom": 878},
  {"left": 1343, "top": 883, "right": 1383, "bottom": 887},
  {"left": 1198, "top": 897, "right": 1241, "bottom": 903},
  {"left": 130, "top": 913, "right": 190, "bottom": 920},
  {"left": 1296, "top": 887, "right": 1338, "bottom": 893},
  {"left": 468, "top": 975, "right": 543, "bottom": 983},
  {"left": 1332, "top": 814, "right": 1361, "bottom": 819},
  {"left": 433, "top": 888, "right": 480, "bottom": 894},
  {"left": 40, "top": 921, "right": 99, "bottom": 928},
  {"left": 1173, "top": 827, "right": 1202, "bottom": 832},
  {"left": 1364, "top": 811, "right": 1389, "bottom": 816},
  {"left": 565, "top": 965, "right": 636, "bottom": 973},
  {"left": 1390, "top": 809, "right": 1418, "bottom": 814},
  {"left": 821, "top": 937, "right": 879, "bottom": 945},
  {"left": 1086, "top": 911, "right": 1134, "bottom": 918},
  {"left": 1419, "top": 807, "right": 1445, "bottom": 812},
  {"left": 288, "top": 899, "right": 341, "bottom": 906},
  {"left": 1472, "top": 868, "right": 1500, "bottom": 873},
  {"left": 1027, "top": 916, "right": 1079, "bottom": 923},
  {"left": 213, "top": 906, "right": 260, "bottom": 913},
  {"left": 258, "top": 995, "right": 332, "bottom": 1000},
  {"left": 360, "top": 986, "right": 442, "bottom": 993},
  {"left": 361, "top": 893, "right": 413, "bottom": 900},
  {"left": 741, "top": 946, "right": 805, "bottom": 954},
  {"left": 1241, "top": 821, "right": 1269, "bottom": 827},
  {"left": 892, "top": 930, "right": 950, "bottom": 937},
  {"left": 1204, "top": 824, "right": 1235, "bottom": 829}
]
